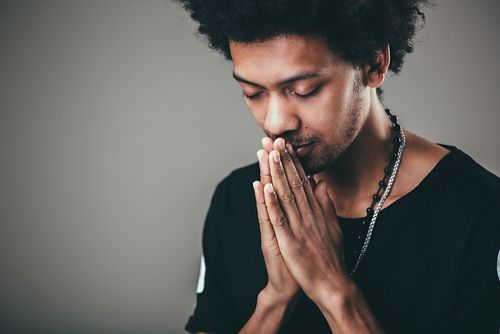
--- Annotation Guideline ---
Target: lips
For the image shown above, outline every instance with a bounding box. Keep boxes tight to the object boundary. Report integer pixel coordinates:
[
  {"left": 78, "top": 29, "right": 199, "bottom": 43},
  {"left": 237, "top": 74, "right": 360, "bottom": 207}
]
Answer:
[
  {"left": 293, "top": 141, "right": 315, "bottom": 158},
  {"left": 292, "top": 142, "right": 314, "bottom": 150}
]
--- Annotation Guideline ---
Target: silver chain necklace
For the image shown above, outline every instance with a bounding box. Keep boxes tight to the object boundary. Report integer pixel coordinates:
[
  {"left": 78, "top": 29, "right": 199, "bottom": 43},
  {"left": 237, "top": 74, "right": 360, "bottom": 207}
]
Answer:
[{"left": 349, "top": 109, "right": 406, "bottom": 275}]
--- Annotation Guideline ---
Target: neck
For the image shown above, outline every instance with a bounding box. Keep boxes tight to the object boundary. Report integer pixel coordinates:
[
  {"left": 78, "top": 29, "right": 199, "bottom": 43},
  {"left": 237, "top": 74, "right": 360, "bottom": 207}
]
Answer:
[{"left": 313, "top": 91, "right": 395, "bottom": 217}]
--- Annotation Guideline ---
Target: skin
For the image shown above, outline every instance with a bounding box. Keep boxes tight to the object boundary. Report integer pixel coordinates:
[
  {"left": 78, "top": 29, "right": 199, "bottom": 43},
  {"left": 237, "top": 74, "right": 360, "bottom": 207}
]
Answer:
[
  {"left": 196, "top": 33, "right": 450, "bottom": 334},
  {"left": 231, "top": 34, "right": 449, "bottom": 218}
]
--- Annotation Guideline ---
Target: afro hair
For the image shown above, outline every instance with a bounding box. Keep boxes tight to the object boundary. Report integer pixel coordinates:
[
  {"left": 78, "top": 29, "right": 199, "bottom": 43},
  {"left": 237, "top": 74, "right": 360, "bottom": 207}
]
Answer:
[{"left": 175, "top": 0, "right": 433, "bottom": 96}]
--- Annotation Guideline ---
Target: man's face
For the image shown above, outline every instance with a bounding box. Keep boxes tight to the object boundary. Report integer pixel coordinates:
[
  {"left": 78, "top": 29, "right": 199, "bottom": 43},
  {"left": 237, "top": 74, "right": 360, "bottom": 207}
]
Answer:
[{"left": 229, "top": 34, "right": 371, "bottom": 175}]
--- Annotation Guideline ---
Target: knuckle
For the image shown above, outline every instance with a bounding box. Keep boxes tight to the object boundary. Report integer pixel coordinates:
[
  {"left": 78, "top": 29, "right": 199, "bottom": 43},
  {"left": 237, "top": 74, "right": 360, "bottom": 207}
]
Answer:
[
  {"left": 281, "top": 192, "right": 295, "bottom": 205},
  {"left": 258, "top": 216, "right": 271, "bottom": 226},
  {"left": 261, "top": 233, "right": 277, "bottom": 250},
  {"left": 268, "top": 200, "right": 281, "bottom": 210},
  {"left": 290, "top": 177, "right": 303, "bottom": 190},
  {"left": 260, "top": 171, "right": 271, "bottom": 180},
  {"left": 256, "top": 198, "right": 266, "bottom": 206},
  {"left": 273, "top": 213, "right": 288, "bottom": 226},
  {"left": 275, "top": 166, "right": 286, "bottom": 176},
  {"left": 281, "top": 153, "right": 292, "bottom": 163}
]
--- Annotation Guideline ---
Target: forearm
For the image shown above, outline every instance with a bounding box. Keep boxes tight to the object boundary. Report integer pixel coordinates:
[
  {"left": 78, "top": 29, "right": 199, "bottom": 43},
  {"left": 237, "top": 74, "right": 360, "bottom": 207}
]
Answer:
[
  {"left": 239, "top": 289, "right": 299, "bottom": 334},
  {"left": 314, "top": 281, "right": 385, "bottom": 334}
]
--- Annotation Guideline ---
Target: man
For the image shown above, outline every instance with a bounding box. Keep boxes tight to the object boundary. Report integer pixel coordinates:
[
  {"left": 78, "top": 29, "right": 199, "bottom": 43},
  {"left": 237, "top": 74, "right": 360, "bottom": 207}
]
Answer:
[{"left": 177, "top": 0, "right": 500, "bottom": 333}]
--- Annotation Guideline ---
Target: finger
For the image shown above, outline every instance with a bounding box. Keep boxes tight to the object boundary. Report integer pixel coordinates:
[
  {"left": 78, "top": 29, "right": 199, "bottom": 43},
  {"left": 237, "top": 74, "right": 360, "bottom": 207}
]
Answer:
[
  {"left": 285, "top": 143, "right": 322, "bottom": 214},
  {"left": 314, "top": 181, "right": 337, "bottom": 223},
  {"left": 262, "top": 136, "right": 274, "bottom": 152},
  {"left": 253, "top": 180, "right": 280, "bottom": 256},
  {"left": 263, "top": 183, "right": 294, "bottom": 246},
  {"left": 273, "top": 138, "right": 313, "bottom": 221},
  {"left": 268, "top": 150, "right": 302, "bottom": 231},
  {"left": 307, "top": 175, "right": 317, "bottom": 192},
  {"left": 257, "top": 149, "right": 272, "bottom": 186},
  {"left": 314, "top": 181, "right": 342, "bottom": 236}
]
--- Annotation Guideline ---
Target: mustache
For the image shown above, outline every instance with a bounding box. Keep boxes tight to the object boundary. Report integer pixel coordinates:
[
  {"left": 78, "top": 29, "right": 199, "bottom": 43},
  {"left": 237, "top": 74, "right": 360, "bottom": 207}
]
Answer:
[
  {"left": 286, "top": 138, "right": 316, "bottom": 147},
  {"left": 266, "top": 135, "right": 316, "bottom": 147},
  {"left": 291, "top": 141, "right": 314, "bottom": 148}
]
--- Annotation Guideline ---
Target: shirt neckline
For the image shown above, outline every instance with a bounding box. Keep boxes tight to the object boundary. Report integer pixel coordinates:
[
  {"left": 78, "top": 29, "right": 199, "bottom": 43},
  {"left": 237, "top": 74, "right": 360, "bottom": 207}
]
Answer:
[{"left": 336, "top": 143, "right": 462, "bottom": 222}]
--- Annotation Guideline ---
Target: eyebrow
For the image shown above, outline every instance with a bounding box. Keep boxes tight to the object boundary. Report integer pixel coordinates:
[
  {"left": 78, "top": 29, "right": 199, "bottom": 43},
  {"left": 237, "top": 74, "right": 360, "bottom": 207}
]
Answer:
[{"left": 232, "top": 71, "right": 321, "bottom": 89}]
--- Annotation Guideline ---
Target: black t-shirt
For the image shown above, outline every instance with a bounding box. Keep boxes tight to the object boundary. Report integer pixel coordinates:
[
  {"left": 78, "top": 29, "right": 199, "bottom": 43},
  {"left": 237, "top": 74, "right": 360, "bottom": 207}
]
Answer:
[{"left": 185, "top": 144, "right": 500, "bottom": 334}]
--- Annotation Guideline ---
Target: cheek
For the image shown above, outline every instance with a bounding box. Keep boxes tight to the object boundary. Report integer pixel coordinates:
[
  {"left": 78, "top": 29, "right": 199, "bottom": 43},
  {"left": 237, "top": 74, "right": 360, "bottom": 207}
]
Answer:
[
  {"left": 299, "top": 93, "right": 345, "bottom": 128},
  {"left": 253, "top": 109, "right": 267, "bottom": 127}
]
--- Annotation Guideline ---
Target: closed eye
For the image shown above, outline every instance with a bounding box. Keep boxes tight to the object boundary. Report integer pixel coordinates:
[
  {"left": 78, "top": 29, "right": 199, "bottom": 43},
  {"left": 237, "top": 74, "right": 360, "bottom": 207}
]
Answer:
[
  {"left": 242, "top": 86, "right": 321, "bottom": 101},
  {"left": 242, "top": 91, "right": 263, "bottom": 100},
  {"left": 293, "top": 86, "right": 321, "bottom": 99}
]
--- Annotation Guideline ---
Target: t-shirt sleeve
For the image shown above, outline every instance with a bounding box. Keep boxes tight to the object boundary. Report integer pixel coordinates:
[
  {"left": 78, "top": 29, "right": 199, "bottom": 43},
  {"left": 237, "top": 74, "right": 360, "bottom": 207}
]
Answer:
[
  {"left": 185, "top": 180, "right": 238, "bottom": 334},
  {"left": 448, "top": 190, "right": 500, "bottom": 333}
]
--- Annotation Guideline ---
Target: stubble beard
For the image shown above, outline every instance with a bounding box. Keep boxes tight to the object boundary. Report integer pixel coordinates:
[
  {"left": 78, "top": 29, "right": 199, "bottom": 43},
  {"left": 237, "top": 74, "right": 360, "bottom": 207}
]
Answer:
[{"left": 302, "top": 73, "right": 365, "bottom": 176}]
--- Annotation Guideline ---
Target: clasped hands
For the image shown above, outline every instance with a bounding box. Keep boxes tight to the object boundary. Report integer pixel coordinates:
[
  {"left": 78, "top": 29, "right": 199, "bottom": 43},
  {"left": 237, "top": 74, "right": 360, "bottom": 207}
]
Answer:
[{"left": 253, "top": 137, "right": 353, "bottom": 306}]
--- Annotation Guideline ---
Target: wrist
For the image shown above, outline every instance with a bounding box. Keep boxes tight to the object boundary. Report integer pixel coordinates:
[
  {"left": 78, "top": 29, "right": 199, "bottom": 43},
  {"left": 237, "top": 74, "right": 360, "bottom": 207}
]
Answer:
[
  {"left": 313, "top": 280, "right": 385, "bottom": 334},
  {"left": 259, "top": 285, "right": 301, "bottom": 307},
  {"left": 312, "top": 277, "right": 358, "bottom": 311},
  {"left": 239, "top": 287, "right": 301, "bottom": 334}
]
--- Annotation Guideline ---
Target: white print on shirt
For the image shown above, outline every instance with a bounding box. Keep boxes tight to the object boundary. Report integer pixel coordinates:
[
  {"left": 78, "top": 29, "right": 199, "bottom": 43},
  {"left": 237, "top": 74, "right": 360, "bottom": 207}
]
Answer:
[
  {"left": 196, "top": 254, "right": 206, "bottom": 293},
  {"left": 497, "top": 250, "right": 500, "bottom": 282}
]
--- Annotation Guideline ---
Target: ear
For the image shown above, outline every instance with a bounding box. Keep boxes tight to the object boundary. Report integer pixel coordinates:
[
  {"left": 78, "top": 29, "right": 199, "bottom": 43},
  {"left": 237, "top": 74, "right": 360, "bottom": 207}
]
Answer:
[{"left": 362, "top": 44, "right": 391, "bottom": 89}]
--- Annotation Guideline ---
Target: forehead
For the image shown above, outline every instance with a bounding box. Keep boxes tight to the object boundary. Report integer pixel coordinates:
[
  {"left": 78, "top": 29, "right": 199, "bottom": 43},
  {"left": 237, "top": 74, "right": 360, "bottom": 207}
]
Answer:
[{"left": 229, "top": 34, "right": 341, "bottom": 77}]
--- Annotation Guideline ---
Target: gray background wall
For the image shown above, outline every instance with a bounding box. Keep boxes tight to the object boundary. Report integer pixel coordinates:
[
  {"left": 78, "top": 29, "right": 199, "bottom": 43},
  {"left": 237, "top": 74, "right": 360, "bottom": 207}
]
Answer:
[{"left": 0, "top": 0, "right": 498, "bottom": 333}]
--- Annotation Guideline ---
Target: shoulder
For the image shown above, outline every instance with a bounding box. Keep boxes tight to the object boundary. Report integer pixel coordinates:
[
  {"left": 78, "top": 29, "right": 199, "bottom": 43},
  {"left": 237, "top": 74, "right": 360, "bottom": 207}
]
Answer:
[
  {"left": 398, "top": 130, "right": 499, "bottom": 203},
  {"left": 217, "top": 161, "right": 260, "bottom": 194},
  {"left": 382, "top": 130, "right": 500, "bottom": 221},
  {"left": 202, "top": 161, "right": 260, "bottom": 243},
  {"left": 208, "top": 161, "right": 261, "bottom": 251},
  {"left": 207, "top": 161, "right": 260, "bottom": 226},
  {"left": 402, "top": 129, "right": 500, "bottom": 208},
  {"left": 396, "top": 131, "right": 500, "bottom": 237},
  {"left": 436, "top": 144, "right": 500, "bottom": 207},
  {"left": 426, "top": 143, "right": 500, "bottom": 244}
]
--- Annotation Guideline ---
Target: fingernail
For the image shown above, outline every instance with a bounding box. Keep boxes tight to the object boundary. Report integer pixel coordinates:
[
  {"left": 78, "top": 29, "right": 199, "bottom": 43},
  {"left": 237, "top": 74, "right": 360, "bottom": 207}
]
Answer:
[
  {"left": 264, "top": 183, "right": 274, "bottom": 193},
  {"left": 272, "top": 151, "right": 280, "bottom": 163},
  {"left": 277, "top": 138, "right": 285, "bottom": 150},
  {"left": 257, "top": 150, "right": 264, "bottom": 161},
  {"left": 286, "top": 143, "right": 294, "bottom": 154},
  {"left": 252, "top": 181, "right": 259, "bottom": 191}
]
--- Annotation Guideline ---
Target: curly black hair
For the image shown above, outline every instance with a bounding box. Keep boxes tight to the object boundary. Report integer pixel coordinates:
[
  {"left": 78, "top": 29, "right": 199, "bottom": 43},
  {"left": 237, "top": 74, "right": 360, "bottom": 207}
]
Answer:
[{"left": 175, "top": 0, "right": 433, "bottom": 96}]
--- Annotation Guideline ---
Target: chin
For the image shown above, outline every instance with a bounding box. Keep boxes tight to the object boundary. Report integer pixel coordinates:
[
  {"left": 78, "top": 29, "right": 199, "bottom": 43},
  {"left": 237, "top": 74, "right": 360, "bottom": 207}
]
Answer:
[
  {"left": 305, "top": 164, "right": 327, "bottom": 176},
  {"left": 302, "top": 147, "right": 345, "bottom": 176},
  {"left": 300, "top": 155, "right": 327, "bottom": 176}
]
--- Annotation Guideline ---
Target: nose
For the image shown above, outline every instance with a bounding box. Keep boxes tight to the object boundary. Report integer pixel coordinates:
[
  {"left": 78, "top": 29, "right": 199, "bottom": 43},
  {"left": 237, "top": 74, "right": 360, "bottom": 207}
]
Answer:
[{"left": 263, "top": 92, "right": 300, "bottom": 137}]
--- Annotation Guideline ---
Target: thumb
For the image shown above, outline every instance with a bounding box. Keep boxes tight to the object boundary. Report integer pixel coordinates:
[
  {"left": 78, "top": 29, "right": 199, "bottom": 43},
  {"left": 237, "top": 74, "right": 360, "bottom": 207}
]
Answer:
[{"left": 314, "top": 181, "right": 338, "bottom": 221}]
